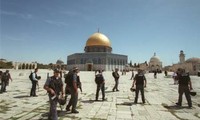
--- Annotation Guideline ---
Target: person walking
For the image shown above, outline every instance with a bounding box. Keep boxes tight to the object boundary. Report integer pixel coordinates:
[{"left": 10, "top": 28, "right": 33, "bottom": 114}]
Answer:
[
  {"left": 65, "top": 67, "right": 79, "bottom": 113},
  {"left": 112, "top": 68, "right": 120, "bottom": 92},
  {"left": 130, "top": 70, "right": 134, "bottom": 80},
  {"left": 44, "top": 69, "right": 64, "bottom": 120},
  {"left": 154, "top": 70, "right": 157, "bottom": 79},
  {"left": 1, "top": 70, "right": 12, "bottom": 93},
  {"left": 176, "top": 68, "right": 193, "bottom": 108},
  {"left": 30, "top": 68, "right": 40, "bottom": 97},
  {"left": 95, "top": 70, "right": 105, "bottom": 101},
  {"left": 164, "top": 70, "right": 168, "bottom": 77},
  {"left": 132, "top": 69, "right": 147, "bottom": 104}
]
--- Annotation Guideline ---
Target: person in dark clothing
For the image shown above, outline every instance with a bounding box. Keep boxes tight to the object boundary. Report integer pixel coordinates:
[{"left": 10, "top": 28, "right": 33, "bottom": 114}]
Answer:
[
  {"left": 130, "top": 70, "right": 134, "bottom": 80},
  {"left": 132, "top": 69, "right": 147, "bottom": 104},
  {"left": 164, "top": 71, "right": 168, "bottom": 77},
  {"left": 65, "top": 67, "right": 79, "bottom": 113},
  {"left": 112, "top": 68, "right": 120, "bottom": 92},
  {"left": 176, "top": 68, "right": 193, "bottom": 108},
  {"left": 95, "top": 70, "right": 105, "bottom": 101},
  {"left": 30, "top": 68, "right": 40, "bottom": 97},
  {"left": 0, "top": 71, "right": 3, "bottom": 85},
  {"left": 44, "top": 69, "right": 64, "bottom": 120},
  {"left": 1, "top": 70, "right": 12, "bottom": 93},
  {"left": 154, "top": 71, "right": 157, "bottom": 79}
]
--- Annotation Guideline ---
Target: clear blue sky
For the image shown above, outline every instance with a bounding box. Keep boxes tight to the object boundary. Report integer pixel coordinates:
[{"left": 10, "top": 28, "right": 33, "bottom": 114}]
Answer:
[{"left": 0, "top": 0, "right": 200, "bottom": 66}]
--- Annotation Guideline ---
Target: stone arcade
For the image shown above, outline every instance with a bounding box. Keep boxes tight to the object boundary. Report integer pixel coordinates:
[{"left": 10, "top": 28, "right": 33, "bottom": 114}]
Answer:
[{"left": 13, "top": 62, "right": 37, "bottom": 70}]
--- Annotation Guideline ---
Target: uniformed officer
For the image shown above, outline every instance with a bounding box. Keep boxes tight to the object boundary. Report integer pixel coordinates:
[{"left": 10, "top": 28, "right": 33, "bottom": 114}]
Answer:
[
  {"left": 1, "top": 70, "right": 12, "bottom": 93},
  {"left": 44, "top": 69, "right": 64, "bottom": 120},
  {"left": 95, "top": 70, "right": 105, "bottom": 101},
  {"left": 112, "top": 68, "right": 120, "bottom": 92},
  {"left": 132, "top": 69, "right": 147, "bottom": 104},
  {"left": 176, "top": 68, "right": 193, "bottom": 108},
  {"left": 65, "top": 67, "right": 79, "bottom": 113}
]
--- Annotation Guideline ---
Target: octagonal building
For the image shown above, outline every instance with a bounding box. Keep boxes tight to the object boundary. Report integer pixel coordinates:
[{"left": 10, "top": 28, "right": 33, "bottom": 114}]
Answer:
[{"left": 67, "top": 32, "right": 128, "bottom": 71}]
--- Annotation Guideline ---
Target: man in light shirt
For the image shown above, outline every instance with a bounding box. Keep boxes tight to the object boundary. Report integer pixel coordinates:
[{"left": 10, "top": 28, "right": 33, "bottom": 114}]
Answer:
[{"left": 30, "top": 68, "right": 40, "bottom": 97}]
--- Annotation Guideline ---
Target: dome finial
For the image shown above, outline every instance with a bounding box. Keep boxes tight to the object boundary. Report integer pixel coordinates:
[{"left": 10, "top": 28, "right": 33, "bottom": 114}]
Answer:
[
  {"left": 97, "top": 28, "right": 100, "bottom": 33},
  {"left": 154, "top": 52, "right": 156, "bottom": 56}
]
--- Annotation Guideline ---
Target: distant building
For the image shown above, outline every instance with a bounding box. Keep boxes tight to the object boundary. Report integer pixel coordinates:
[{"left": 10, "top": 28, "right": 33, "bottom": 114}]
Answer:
[
  {"left": 148, "top": 53, "right": 162, "bottom": 72},
  {"left": 67, "top": 32, "right": 128, "bottom": 71},
  {"left": 56, "top": 59, "right": 64, "bottom": 65},
  {"left": 170, "top": 50, "right": 200, "bottom": 75},
  {"left": 13, "top": 62, "right": 37, "bottom": 70},
  {"left": 50, "top": 59, "right": 67, "bottom": 70}
]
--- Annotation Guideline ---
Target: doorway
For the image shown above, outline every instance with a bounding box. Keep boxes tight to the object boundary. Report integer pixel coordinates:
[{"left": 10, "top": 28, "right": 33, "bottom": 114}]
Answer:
[{"left": 87, "top": 64, "right": 93, "bottom": 71}]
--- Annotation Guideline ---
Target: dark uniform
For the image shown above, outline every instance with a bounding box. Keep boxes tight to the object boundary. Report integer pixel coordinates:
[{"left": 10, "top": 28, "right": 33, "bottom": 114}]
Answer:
[
  {"left": 66, "top": 71, "right": 79, "bottom": 113},
  {"left": 133, "top": 72, "right": 146, "bottom": 104},
  {"left": 154, "top": 71, "right": 157, "bottom": 79},
  {"left": 44, "top": 76, "right": 63, "bottom": 120},
  {"left": 177, "top": 72, "right": 192, "bottom": 107},
  {"left": 112, "top": 69, "right": 120, "bottom": 92},
  {"left": 95, "top": 72, "right": 105, "bottom": 101},
  {"left": 130, "top": 70, "right": 134, "bottom": 80},
  {"left": 1, "top": 71, "right": 11, "bottom": 93}
]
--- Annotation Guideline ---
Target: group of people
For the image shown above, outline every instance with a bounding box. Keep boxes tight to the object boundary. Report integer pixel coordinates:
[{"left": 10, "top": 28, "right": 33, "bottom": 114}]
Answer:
[
  {"left": 0, "top": 70, "right": 12, "bottom": 93},
  {"left": 0, "top": 67, "right": 194, "bottom": 120},
  {"left": 46, "top": 67, "right": 193, "bottom": 120},
  {"left": 43, "top": 67, "right": 80, "bottom": 120}
]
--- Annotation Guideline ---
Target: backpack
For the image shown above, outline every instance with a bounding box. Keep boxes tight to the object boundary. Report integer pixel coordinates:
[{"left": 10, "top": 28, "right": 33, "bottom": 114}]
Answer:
[
  {"left": 29, "top": 72, "right": 33, "bottom": 81},
  {"left": 95, "top": 74, "right": 103, "bottom": 84},
  {"left": 64, "top": 72, "right": 73, "bottom": 87}
]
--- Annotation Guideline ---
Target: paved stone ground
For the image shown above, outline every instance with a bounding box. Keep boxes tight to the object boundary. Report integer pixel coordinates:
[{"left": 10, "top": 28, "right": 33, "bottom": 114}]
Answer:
[{"left": 0, "top": 69, "right": 200, "bottom": 120}]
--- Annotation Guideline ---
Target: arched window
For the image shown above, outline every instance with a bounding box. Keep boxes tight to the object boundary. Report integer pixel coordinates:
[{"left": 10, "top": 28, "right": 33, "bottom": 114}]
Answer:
[
  {"left": 22, "top": 63, "right": 25, "bottom": 69},
  {"left": 32, "top": 64, "right": 35, "bottom": 69},
  {"left": 29, "top": 64, "right": 32, "bottom": 69}
]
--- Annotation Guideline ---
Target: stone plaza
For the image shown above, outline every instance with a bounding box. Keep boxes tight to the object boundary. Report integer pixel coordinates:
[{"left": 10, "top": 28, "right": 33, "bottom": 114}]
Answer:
[{"left": 0, "top": 69, "right": 200, "bottom": 120}]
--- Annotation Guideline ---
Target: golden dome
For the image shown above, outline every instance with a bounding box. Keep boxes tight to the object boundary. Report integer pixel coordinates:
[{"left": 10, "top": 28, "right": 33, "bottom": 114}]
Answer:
[{"left": 86, "top": 32, "right": 111, "bottom": 47}]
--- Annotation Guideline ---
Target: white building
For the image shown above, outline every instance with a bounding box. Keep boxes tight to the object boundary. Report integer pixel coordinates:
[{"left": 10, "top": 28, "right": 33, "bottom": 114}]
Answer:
[
  {"left": 170, "top": 50, "right": 200, "bottom": 75},
  {"left": 148, "top": 53, "right": 162, "bottom": 72}
]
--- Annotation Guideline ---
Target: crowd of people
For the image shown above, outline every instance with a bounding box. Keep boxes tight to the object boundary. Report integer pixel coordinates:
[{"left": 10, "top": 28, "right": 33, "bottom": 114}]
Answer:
[{"left": 0, "top": 67, "right": 195, "bottom": 120}]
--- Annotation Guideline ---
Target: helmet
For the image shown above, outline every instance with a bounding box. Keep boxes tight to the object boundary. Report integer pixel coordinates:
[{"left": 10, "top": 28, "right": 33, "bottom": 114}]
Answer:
[
  {"left": 130, "top": 87, "right": 135, "bottom": 92},
  {"left": 58, "top": 97, "right": 66, "bottom": 105},
  {"left": 190, "top": 91, "right": 196, "bottom": 96}
]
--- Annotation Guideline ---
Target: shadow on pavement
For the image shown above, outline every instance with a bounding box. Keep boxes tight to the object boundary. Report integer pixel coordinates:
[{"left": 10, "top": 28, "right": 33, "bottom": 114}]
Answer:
[
  {"left": 163, "top": 105, "right": 191, "bottom": 110},
  {"left": 105, "top": 90, "right": 114, "bottom": 93},
  {"left": 81, "top": 100, "right": 95, "bottom": 103},
  {"left": 13, "top": 95, "right": 30, "bottom": 98},
  {"left": 116, "top": 102, "right": 135, "bottom": 106},
  {"left": 41, "top": 110, "right": 68, "bottom": 120}
]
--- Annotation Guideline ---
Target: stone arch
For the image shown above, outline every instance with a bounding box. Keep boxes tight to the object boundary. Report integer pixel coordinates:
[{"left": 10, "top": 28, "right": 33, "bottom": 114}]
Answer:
[
  {"left": 22, "top": 63, "right": 26, "bottom": 69},
  {"left": 32, "top": 64, "right": 35, "bottom": 69},
  {"left": 29, "top": 64, "right": 32, "bottom": 69},
  {"left": 26, "top": 64, "right": 29, "bottom": 69},
  {"left": 18, "top": 64, "right": 22, "bottom": 69}
]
